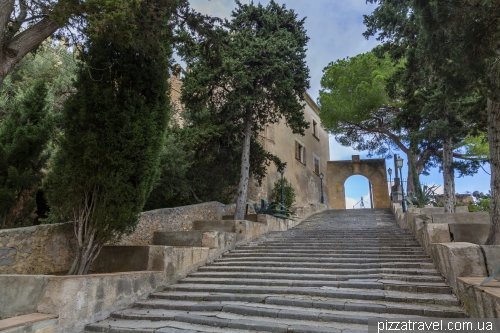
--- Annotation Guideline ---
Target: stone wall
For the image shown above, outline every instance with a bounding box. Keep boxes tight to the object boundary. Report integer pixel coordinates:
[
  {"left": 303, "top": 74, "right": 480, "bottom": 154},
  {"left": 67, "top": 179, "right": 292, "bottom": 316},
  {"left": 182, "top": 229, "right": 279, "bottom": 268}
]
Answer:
[
  {"left": 118, "top": 202, "right": 235, "bottom": 246},
  {"left": 0, "top": 202, "right": 235, "bottom": 275},
  {"left": 0, "top": 203, "right": 324, "bottom": 332},
  {"left": 389, "top": 201, "right": 500, "bottom": 317},
  {"left": 0, "top": 223, "right": 76, "bottom": 275}
]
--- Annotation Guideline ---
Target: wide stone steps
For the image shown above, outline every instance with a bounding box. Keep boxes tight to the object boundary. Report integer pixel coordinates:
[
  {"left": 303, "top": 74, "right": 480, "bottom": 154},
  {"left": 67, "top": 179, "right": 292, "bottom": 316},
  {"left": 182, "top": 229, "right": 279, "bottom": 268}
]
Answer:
[
  {"left": 177, "top": 278, "right": 451, "bottom": 294},
  {"left": 207, "top": 261, "right": 436, "bottom": 269},
  {"left": 197, "top": 266, "right": 442, "bottom": 277},
  {"left": 214, "top": 256, "right": 432, "bottom": 263},
  {"left": 189, "top": 272, "right": 445, "bottom": 283},
  {"left": 162, "top": 284, "right": 458, "bottom": 305},
  {"left": 225, "top": 253, "right": 430, "bottom": 259},
  {"left": 87, "top": 314, "right": 368, "bottom": 333},
  {"left": 232, "top": 249, "right": 426, "bottom": 254},
  {"left": 230, "top": 247, "right": 427, "bottom": 254},
  {"left": 84, "top": 209, "right": 467, "bottom": 333},
  {"left": 137, "top": 296, "right": 465, "bottom": 318}
]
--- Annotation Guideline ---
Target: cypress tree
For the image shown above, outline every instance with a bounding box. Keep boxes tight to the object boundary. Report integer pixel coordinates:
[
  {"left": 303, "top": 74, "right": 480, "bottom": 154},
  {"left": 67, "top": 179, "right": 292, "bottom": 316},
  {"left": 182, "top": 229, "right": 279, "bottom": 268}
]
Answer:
[
  {"left": 46, "top": 11, "right": 171, "bottom": 274},
  {"left": 0, "top": 81, "right": 53, "bottom": 228}
]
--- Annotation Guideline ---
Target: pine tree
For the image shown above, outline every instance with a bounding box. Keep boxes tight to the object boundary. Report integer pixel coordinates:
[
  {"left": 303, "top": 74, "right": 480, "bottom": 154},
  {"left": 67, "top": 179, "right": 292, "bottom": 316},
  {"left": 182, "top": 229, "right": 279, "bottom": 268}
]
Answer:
[
  {"left": 180, "top": 1, "right": 310, "bottom": 220},
  {"left": 364, "top": 0, "right": 487, "bottom": 212},
  {"left": 409, "top": 0, "right": 500, "bottom": 244}
]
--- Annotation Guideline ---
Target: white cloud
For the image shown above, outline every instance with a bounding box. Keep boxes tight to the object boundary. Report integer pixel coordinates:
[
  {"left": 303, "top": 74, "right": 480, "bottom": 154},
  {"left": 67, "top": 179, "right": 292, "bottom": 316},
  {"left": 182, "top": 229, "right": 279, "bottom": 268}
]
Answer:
[
  {"left": 329, "top": 136, "right": 368, "bottom": 161},
  {"left": 191, "top": 0, "right": 235, "bottom": 19}
]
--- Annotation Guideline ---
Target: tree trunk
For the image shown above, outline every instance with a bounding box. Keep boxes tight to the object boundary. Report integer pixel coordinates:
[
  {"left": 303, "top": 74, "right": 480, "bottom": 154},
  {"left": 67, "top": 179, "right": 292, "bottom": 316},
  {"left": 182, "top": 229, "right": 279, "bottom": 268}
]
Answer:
[
  {"left": 67, "top": 193, "right": 101, "bottom": 275},
  {"left": 442, "top": 137, "right": 456, "bottom": 213},
  {"left": 487, "top": 97, "right": 500, "bottom": 245},
  {"left": 234, "top": 116, "right": 252, "bottom": 220},
  {"left": 406, "top": 157, "right": 414, "bottom": 193},
  {"left": 68, "top": 226, "right": 102, "bottom": 275}
]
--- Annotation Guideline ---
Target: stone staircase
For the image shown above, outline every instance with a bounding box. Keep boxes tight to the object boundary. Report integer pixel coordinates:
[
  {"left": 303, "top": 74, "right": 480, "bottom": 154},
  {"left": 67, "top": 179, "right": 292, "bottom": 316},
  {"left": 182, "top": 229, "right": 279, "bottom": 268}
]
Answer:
[{"left": 84, "top": 209, "right": 467, "bottom": 333}]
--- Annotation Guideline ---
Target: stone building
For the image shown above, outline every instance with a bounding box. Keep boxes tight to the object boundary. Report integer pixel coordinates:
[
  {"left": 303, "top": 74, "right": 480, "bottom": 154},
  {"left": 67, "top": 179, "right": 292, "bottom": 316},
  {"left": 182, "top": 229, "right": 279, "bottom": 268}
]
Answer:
[
  {"left": 169, "top": 70, "right": 330, "bottom": 210},
  {"left": 247, "top": 93, "right": 330, "bottom": 209}
]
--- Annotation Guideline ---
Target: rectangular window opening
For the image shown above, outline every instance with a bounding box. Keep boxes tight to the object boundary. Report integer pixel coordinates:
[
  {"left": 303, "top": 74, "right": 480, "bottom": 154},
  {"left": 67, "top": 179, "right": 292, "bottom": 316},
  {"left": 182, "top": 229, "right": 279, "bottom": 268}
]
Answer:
[
  {"left": 295, "top": 141, "right": 306, "bottom": 165},
  {"left": 312, "top": 120, "right": 319, "bottom": 140},
  {"left": 314, "top": 155, "right": 320, "bottom": 175}
]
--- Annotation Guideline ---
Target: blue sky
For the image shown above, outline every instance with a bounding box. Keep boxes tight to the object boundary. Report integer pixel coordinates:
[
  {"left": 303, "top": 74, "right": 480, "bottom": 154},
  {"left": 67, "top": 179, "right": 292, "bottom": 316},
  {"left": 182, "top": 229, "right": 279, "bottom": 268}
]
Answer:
[{"left": 188, "top": 0, "right": 491, "bottom": 207}]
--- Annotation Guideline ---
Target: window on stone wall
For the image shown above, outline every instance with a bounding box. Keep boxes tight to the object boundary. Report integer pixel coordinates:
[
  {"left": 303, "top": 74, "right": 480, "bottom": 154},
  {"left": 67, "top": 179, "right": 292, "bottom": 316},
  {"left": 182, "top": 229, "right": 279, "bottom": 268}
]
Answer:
[
  {"left": 295, "top": 141, "right": 306, "bottom": 165},
  {"left": 314, "top": 154, "right": 320, "bottom": 174},
  {"left": 312, "top": 120, "right": 319, "bottom": 140}
]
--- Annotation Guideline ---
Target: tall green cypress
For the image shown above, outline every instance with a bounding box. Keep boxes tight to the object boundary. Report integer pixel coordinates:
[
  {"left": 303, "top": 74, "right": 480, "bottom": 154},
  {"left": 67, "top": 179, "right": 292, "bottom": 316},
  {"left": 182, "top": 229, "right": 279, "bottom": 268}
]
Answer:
[
  {"left": 0, "top": 81, "right": 53, "bottom": 228},
  {"left": 46, "top": 30, "right": 170, "bottom": 274}
]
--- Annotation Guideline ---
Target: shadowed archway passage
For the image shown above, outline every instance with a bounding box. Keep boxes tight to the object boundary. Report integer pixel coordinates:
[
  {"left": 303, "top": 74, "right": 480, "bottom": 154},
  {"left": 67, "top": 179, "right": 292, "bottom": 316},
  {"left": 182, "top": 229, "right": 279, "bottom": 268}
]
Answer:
[{"left": 327, "top": 155, "right": 390, "bottom": 209}]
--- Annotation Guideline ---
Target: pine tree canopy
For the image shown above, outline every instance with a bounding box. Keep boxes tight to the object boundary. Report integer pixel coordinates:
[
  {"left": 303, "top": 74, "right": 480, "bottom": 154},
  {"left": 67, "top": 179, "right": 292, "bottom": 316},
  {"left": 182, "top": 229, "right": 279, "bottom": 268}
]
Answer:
[
  {"left": 319, "top": 51, "right": 404, "bottom": 157},
  {"left": 181, "top": 0, "right": 310, "bottom": 135}
]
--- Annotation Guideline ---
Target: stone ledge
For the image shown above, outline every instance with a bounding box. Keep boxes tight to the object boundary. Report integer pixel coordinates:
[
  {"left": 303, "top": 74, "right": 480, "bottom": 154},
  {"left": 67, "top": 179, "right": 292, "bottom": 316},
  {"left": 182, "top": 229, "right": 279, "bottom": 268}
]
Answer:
[
  {"left": 46, "top": 270, "right": 163, "bottom": 279},
  {"left": 456, "top": 277, "right": 500, "bottom": 317},
  {"left": 0, "top": 313, "right": 58, "bottom": 331}
]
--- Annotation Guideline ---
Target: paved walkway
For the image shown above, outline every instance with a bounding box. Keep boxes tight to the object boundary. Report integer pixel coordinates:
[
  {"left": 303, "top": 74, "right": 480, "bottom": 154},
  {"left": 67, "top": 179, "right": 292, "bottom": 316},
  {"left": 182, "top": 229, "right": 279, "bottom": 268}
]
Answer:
[{"left": 84, "top": 209, "right": 467, "bottom": 333}]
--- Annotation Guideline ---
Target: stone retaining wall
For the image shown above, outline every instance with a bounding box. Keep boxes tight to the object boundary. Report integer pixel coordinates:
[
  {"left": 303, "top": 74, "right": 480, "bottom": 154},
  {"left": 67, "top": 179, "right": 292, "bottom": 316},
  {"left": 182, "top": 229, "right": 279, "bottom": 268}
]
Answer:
[
  {"left": 0, "top": 222, "right": 76, "bottom": 275},
  {"left": 389, "top": 201, "right": 500, "bottom": 317},
  {"left": 0, "top": 203, "right": 326, "bottom": 332},
  {"left": 118, "top": 202, "right": 236, "bottom": 246},
  {"left": 0, "top": 202, "right": 235, "bottom": 275},
  {"left": 0, "top": 201, "right": 323, "bottom": 275}
]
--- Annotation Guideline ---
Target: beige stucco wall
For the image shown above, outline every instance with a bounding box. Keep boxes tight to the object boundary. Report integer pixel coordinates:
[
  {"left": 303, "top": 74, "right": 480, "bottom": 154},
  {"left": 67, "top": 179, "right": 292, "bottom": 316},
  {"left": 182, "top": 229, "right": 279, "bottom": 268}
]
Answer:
[
  {"left": 327, "top": 156, "right": 390, "bottom": 209},
  {"left": 248, "top": 93, "right": 330, "bottom": 208},
  {"left": 167, "top": 70, "right": 330, "bottom": 209}
]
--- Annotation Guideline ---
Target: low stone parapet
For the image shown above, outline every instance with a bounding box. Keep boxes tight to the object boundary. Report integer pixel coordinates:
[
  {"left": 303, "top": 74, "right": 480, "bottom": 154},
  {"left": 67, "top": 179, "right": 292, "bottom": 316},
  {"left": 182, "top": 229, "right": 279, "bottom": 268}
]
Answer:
[
  {"left": 432, "top": 212, "right": 489, "bottom": 224},
  {"left": 192, "top": 219, "right": 268, "bottom": 242},
  {"left": 430, "top": 242, "right": 488, "bottom": 293},
  {"left": 389, "top": 201, "right": 500, "bottom": 317},
  {"left": 456, "top": 277, "right": 500, "bottom": 317},
  {"left": 0, "top": 313, "right": 58, "bottom": 333},
  {"left": 0, "top": 271, "right": 164, "bottom": 332}
]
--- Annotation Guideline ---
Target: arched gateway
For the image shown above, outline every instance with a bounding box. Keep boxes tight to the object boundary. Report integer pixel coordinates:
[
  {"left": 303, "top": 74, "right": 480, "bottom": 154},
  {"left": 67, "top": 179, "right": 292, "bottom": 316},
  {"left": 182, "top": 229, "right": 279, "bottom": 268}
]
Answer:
[{"left": 326, "top": 155, "right": 390, "bottom": 209}]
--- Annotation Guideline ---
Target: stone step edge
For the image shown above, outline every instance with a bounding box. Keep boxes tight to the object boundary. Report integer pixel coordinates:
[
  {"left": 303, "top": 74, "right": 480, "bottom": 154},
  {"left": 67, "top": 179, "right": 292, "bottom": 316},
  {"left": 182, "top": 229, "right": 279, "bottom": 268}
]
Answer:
[
  {"left": 197, "top": 267, "right": 441, "bottom": 275},
  {"left": 162, "top": 284, "right": 459, "bottom": 305},
  {"left": 189, "top": 272, "right": 444, "bottom": 281},
  {"left": 84, "top": 315, "right": 365, "bottom": 333},
  {"left": 108, "top": 307, "right": 379, "bottom": 326},
  {"left": 0, "top": 313, "right": 58, "bottom": 331},
  {"left": 139, "top": 296, "right": 466, "bottom": 318},
  {"left": 179, "top": 277, "right": 450, "bottom": 289}
]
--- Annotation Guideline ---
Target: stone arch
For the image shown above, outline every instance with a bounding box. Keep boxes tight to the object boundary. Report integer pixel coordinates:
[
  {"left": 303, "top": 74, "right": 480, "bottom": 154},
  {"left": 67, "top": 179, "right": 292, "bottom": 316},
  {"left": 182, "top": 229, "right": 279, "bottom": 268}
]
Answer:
[{"left": 326, "top": 155, "right": 390, "bottom": 209}]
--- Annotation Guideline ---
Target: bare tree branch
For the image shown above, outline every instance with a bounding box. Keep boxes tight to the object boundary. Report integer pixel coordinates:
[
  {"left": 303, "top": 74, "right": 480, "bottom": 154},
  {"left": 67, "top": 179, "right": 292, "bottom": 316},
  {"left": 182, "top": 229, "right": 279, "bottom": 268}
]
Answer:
[
  {"left": 6, "top": 0, "right": 28, "bottom": 40},
  {"left": 0, "top": 0, "right": 16, "bottom": 55},
  {"left": 0, "top": 16, "right": 60, "bottom": 85}
]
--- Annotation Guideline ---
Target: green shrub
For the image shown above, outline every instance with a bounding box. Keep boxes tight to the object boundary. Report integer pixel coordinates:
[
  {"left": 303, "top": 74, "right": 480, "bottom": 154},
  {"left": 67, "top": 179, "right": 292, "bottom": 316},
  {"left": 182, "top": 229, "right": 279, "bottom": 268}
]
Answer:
[{"left": 270, "top": 177, "right": 296, "bottom": 209}]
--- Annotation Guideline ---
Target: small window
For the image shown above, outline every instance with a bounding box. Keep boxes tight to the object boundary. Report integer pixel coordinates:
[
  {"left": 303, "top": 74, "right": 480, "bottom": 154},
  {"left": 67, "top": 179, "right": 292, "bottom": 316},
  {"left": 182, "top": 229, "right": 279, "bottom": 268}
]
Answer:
[
  {"left": 312, "top": 120, "right": 319, "bottom": 140},
  {"left": 295, "top": 141, "right": 306, "bottom": 165},
  {"left": 314, "top": 155, "right": 320, "bottom": 175}
]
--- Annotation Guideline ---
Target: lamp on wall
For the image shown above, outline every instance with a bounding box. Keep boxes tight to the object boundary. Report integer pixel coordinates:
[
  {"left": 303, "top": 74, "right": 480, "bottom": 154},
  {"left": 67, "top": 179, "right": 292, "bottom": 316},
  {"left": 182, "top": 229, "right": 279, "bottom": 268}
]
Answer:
[
  {"left": 395, "top": 156, "right": 407, "bottom": 212},
  {"left": 388, "top": 168, "right": 393, "bottom": 201},
  {"left": 280, "top": 166, "right": 286, "bottom": 210},
  {"left": 319, "top": 173, "right": 324, "bottom": 204}
]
